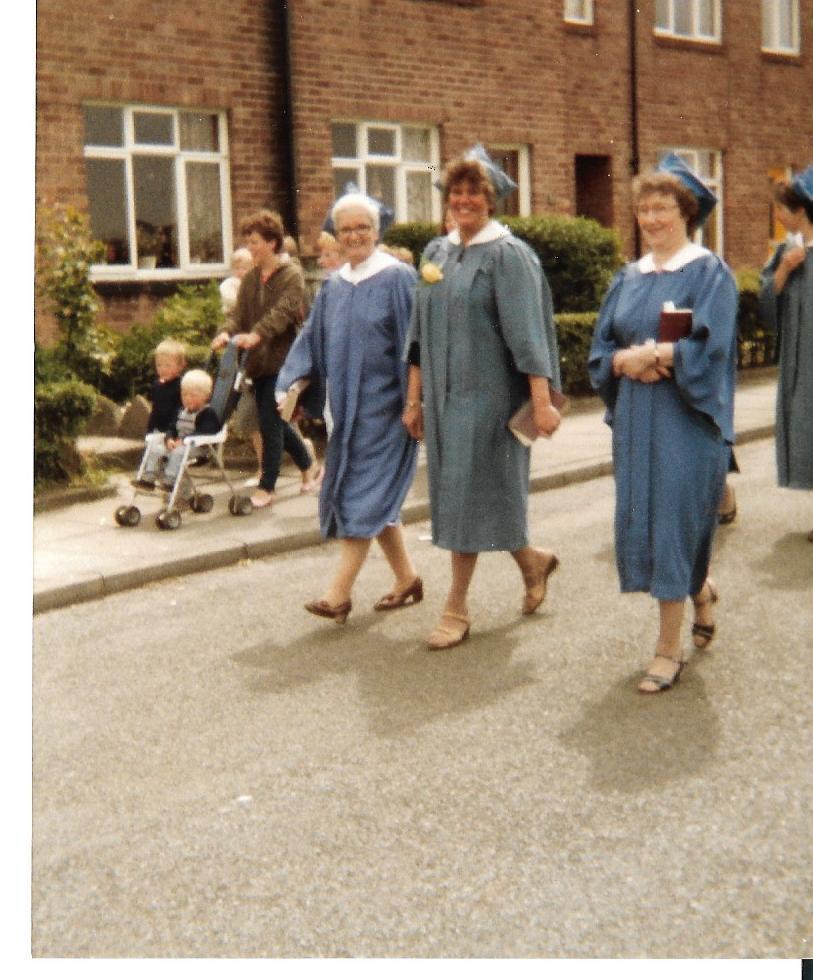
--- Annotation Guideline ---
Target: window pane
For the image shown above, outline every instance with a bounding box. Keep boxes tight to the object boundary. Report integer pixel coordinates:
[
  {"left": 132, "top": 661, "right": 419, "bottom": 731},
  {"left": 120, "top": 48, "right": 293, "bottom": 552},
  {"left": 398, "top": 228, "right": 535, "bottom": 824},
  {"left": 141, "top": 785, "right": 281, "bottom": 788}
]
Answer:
[
  {"left": 365, "top": 165, "right": 396, "bottom": 211},
  {"left": 693, "top": 150, "right": 713, "bottom": 177},
  {"left": 367, "top": 128, "right": 396, "bottom": 156},
  {"left": 86, "top": 158, "right": 130, "bottom": 264},
  {"left": 133, "top": 156, "right": 178, "bottom": 268},
  {"left": 186, "top": 162, "right": 224, "bottom": 263},
  {"left": 331, "top": 123, "right": 357, "bottom": 158},
  {"left": 180, "top": 112, "right": 219, "bottom": 152},
  {"left": 83, "top": 105, "right": 124, "bottom": 147},
  {"left": 674, "top": 1, "right": 692, "bottom": 35},
  {"left": 134, "top": 112, "right": 174, "bottom": 146},
  {"left": 655, "top": 0, "right": 669, "bottom": 29},
  {"left": 406, "top": 171, "right": 432, "bottom": 221},
  {"left": 333, "top": 167, "right": 359, "bottom": 199},
  {"left": 403, "top": 127, "right": 430, "bottom": 162},
  {"left": 778, "top": 0, "right": 793, "bottom": 47},
  {"left": 697, "top": 0, "right": 714, "bottom": 35}
]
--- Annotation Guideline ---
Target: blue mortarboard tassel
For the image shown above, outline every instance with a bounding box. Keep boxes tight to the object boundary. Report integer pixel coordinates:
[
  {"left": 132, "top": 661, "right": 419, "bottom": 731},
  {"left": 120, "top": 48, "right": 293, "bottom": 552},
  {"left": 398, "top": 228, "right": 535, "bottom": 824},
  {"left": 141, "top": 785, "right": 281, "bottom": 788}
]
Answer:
[
  {"left": 322, "top": 181, "right": 395, "bottom": 236},
  {"left": 656, "top": 152, "right": 717, "bottom": 227},
  {"left": 790, "top": 164, "right": 813, "bottom": 207}
]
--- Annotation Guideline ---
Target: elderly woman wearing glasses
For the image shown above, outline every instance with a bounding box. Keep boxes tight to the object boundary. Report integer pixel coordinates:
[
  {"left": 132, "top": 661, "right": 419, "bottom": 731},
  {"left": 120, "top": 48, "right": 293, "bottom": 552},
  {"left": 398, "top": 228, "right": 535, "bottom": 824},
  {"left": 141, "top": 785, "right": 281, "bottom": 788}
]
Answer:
[
  {"left": 276, "top": 192, "right": 421, "bottom": 624},
  {"left": 588, "top": 154, "right": 738, "bottom": 693}
]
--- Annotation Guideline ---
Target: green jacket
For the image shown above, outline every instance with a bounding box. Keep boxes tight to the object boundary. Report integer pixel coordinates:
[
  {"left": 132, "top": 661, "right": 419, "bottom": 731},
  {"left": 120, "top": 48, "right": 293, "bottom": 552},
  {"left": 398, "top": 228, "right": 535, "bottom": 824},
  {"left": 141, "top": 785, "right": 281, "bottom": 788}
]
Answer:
[{"left": 230, "top": 261, "right": 305, "bottom": 379}]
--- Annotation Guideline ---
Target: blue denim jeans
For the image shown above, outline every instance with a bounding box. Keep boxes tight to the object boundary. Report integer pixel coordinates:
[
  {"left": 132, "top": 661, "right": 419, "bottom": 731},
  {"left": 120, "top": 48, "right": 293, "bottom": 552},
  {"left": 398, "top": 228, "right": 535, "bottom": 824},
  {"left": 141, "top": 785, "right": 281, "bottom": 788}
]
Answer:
[{"left": 253, "top": 373, "right": 312, "bottom": 491}]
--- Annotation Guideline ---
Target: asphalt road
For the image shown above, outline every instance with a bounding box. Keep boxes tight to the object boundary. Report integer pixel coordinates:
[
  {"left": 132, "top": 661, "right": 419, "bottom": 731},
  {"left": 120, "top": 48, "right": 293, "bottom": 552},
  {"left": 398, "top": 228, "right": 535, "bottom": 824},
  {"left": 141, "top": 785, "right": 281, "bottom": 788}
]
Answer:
[{"left": 32, "top": 439, "right": 812, "bottom": 958}]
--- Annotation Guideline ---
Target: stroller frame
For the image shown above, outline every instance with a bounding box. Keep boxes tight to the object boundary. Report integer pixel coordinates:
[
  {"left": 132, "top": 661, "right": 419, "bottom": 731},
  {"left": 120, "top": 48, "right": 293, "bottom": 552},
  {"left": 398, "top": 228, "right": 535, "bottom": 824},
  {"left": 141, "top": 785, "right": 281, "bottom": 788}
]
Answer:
[{"left": 114, "top": 340, "right": 254, "bottom": 530}]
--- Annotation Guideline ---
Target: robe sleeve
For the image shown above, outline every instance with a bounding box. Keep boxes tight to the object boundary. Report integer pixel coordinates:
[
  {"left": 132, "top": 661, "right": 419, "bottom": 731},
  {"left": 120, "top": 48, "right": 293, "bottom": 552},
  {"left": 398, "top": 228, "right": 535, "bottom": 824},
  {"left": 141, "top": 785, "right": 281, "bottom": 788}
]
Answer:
[
  {"left": 389, "top": 264, "right": 418, "bottom": 399},
  {"left": 672, "top": 256, "right": 738, "bottom": 439},
  {"left": 588, "top": 269, "right": 626, "bottom": 414},
  {"left": 277, "top": 288, "right": 323, "bottom": 394},
  {"left": 404, "top": 237, "right": 445, "bottom": 362},
  {"left": 493, "top": 239, "right": 561, "bottom": 390},
  {"left": 758, "top": 244, "right": 785, "bottom": 339}
]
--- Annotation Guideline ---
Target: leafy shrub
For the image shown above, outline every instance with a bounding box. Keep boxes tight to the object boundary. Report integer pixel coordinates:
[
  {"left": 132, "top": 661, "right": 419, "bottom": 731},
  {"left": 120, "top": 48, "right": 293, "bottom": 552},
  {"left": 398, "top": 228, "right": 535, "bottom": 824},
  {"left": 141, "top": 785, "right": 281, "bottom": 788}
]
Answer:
[
  {"left": 101, "top": 282, "right": 224, "bottom": 402},
  {"left": 36, "top": 205, "right": 117, "bottom": 388},
  {"left": 555, "top": 312, "right": 598, "bottom": 397},
  {"left": 503, "top": 215, "right": 623, "bottom": 313},
  {"left": 736, "top": 267, "right": 775, "bottom": 367},
  {"left": 382, "top": 222, "right": 439, "bottom": 266},
  {"left": 34, "top": 379, "right": 98, "bottom": 486},
  {"left": 385, "top": 215, "right": 623, "bottom": 313}
]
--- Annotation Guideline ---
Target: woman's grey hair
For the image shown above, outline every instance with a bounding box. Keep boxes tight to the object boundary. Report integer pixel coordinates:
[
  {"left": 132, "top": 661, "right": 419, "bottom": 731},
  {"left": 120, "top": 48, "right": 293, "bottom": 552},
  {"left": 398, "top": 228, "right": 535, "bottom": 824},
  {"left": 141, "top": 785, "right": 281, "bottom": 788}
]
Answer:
[{"left": 331, "top": 193, "right": 380, "bottom": 234}]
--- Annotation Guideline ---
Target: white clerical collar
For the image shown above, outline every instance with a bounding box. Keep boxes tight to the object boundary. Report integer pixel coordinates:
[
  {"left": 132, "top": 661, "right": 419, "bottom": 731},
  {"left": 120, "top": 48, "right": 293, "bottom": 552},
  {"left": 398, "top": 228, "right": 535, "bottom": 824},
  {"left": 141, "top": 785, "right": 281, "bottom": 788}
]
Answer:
[
  {"left": 637, "top": 242, "right": 709, "bottom": 273},
  {"left": 448, "top": 220, "right": 510, "bottom": 247},
  {"left": 339, "top": 248, "right": 400, "bottom": 284}
]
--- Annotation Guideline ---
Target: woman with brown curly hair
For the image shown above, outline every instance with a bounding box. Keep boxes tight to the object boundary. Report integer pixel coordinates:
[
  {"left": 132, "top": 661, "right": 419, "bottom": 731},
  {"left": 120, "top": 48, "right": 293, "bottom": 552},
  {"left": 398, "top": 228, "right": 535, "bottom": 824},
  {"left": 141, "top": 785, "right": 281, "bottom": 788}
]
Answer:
[{"left": 403, "top": 149, "right": 563, "bottom": 650}]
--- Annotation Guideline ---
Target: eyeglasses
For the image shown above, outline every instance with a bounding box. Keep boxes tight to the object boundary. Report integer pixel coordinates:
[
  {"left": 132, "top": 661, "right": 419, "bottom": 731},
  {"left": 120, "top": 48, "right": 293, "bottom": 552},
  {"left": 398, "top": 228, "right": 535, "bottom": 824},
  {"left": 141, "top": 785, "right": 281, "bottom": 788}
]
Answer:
[
  {"left": 337, "top": 224, "right": 373, "bottom": 237},
  {"left": 636, "top": 203, "right": 679, "bottom": 218}
]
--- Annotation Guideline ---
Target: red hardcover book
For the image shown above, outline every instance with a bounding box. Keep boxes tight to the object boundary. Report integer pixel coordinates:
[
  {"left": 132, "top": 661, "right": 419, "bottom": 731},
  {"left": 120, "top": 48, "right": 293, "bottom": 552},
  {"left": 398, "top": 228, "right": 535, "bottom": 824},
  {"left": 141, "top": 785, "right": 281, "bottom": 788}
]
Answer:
[
  {"left": 658, "top": 309, "right": 693, "bottom": 342},
  {"left": 507, "top": 389, "right": 569, "bottom": 446}
]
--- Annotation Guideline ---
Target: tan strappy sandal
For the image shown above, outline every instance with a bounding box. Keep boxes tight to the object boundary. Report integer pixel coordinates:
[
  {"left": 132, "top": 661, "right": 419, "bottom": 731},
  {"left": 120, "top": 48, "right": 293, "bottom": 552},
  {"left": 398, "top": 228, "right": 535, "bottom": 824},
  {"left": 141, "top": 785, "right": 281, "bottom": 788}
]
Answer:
[{"left": 427, "top": 612, "right": 470, "bottom": 651}]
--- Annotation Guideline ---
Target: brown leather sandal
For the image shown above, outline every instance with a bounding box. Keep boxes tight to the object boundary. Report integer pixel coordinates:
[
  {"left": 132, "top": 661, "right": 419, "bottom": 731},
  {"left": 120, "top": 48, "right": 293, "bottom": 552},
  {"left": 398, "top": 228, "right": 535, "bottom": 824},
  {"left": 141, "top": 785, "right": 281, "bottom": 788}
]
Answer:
[
  {"left": 522, "top": 550, "right": 560, "bottom": 615},
  {"left": 373, "top": 577, "right": 423, "bottom": 611},
  {"left": 691, "top": 578, "right": 719, "bottom": 650},
  {"left": 427, "top": 612, "right": 470, "bottom": 651},
  {"left": 304, "top": 598, "right": 352, "bottom": 625}
]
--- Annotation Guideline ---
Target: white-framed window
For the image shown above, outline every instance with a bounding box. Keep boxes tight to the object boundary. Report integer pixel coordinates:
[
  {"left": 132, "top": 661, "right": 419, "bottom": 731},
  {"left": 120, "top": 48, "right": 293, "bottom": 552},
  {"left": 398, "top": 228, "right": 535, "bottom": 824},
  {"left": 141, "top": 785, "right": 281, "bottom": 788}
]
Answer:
[
  {"left": 762, "top": 0, "right": 800, "bottom": 54},
  {"left": 659, "top": 147, "right": 724, "bottom": 253},
  {"left": 83, "top": 104, "right": 232, "bottom": 279},
  {"left": 330, "top": 121, "right": 441, "bottom": 224},
  {"left": 564, "top": 0, "right": 594, "bottom": 24},
  {"left": 487, "top": 145, "right": 532, "bottom": 217},
  {"left": 654, "top": 0, "right": 721, "bottom": 42}
]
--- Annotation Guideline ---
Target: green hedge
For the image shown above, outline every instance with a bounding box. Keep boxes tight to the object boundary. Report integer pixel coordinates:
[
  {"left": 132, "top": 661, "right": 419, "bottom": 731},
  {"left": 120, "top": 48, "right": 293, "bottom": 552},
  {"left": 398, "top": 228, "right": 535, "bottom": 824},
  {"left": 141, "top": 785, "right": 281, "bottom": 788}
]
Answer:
[
  {"left": 35, "top": 378, "right": 98, "bottom": 486},
  {"left": 555, "top": 312, "right": 598, "bottom": 397},
  {"left": 384, "top": 214, "right": 623, "bottom": 314},
  {"left": 100, "top": 282, "right": 223, "bottom": 402},
  {"left": 736, "top": 267, "right": 775, "bottom": 367}
]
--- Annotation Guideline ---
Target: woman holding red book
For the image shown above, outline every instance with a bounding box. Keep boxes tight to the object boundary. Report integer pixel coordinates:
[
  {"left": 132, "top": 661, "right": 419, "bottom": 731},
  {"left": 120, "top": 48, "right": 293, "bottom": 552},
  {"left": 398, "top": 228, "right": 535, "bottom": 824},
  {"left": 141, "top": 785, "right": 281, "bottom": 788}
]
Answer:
[{"left": 588, "top": 154, "right": 738, "bottom": 693}]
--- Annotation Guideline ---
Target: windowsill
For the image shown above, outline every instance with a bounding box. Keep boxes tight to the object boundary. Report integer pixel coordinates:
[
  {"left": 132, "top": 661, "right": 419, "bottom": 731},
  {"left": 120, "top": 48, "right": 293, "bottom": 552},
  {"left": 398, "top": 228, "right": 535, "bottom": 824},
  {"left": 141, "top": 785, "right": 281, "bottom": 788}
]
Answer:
[
  {"left": 563, "top": 20, "right": 596, "bottom": 37},
  {"left": 653, "top": 32, "right": 724, "bottom": 54},
  {"left": 92, "top": 267, "right": 227, "bottom": 283},
  {"left": 760, "top": 48, "right": 803, "bottom": 65}
]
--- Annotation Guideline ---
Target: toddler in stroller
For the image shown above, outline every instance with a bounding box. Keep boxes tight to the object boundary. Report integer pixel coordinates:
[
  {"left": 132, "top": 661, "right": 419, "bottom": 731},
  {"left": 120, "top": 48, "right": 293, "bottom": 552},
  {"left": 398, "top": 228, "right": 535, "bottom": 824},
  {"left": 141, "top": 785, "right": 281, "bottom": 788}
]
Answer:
[{"left": 115, "top": 341, "right": 254, "bottom": 529}]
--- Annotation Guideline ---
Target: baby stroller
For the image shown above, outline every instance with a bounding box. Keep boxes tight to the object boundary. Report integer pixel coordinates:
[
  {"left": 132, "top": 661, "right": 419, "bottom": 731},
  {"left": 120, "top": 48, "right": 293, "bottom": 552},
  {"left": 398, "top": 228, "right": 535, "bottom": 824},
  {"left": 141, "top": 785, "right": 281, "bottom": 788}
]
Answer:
[{"left": 114, "top": 340, "right": 254, "bottom": 530}]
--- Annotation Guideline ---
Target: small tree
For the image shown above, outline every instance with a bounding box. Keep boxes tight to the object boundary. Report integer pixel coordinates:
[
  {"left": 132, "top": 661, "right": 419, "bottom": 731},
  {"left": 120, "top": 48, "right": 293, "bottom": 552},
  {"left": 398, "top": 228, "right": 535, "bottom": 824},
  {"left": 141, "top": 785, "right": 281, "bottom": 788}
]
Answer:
[{"left": 36, "top": 204, "right": 114, "bottom": 385}]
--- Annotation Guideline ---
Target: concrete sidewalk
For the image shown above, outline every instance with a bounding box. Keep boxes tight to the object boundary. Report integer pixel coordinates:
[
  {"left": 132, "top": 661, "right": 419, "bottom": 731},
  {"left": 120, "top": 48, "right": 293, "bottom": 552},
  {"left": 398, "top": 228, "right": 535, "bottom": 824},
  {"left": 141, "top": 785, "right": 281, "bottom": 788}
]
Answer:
[{"left": 33, "top": 372, "right": 778, "bottom": 614}]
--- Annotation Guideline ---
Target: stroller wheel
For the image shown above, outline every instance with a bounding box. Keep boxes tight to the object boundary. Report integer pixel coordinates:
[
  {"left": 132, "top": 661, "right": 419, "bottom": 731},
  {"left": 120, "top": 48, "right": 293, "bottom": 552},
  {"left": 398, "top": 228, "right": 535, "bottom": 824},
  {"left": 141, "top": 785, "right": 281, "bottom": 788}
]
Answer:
[
  {"left": 156, "top": 509, "right": 182, "bottom": 530},
  {"left": 229, "top": 494, "right": 253, "bottom": 516},
  {"left": 115, "top": 505, "right": 141, "bottom": 527},
  {"left": 191, "top": 493, "right": 214, "bottom": 514}
]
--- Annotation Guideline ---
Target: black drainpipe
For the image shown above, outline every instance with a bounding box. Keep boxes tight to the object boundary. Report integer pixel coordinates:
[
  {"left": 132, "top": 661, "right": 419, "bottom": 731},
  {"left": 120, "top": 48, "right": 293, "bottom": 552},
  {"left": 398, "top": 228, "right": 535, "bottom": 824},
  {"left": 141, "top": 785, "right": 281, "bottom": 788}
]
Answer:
[
  {"left": 277, "top": 0, "right": 299, "bottom": 239},
  {"left": 628, "top": 0, "right": 641, "bottom": 257}
]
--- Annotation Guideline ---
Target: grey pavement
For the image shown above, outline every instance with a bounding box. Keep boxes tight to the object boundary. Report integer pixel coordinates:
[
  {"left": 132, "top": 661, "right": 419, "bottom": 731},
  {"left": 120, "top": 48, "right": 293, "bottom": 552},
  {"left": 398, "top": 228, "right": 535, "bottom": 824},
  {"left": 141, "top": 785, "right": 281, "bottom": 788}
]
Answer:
[{"left": 33, "top": 370, "right": 779, "bottom": 614}]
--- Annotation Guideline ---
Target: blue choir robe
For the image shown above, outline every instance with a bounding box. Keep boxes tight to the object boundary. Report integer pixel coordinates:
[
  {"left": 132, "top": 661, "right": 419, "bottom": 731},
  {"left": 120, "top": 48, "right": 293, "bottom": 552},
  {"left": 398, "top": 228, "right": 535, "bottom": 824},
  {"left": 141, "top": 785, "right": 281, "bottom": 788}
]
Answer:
[
  {"left": 760, "top": 241, "right": 813, "bottom": 490},
  {"left": 588, "top": 244, "right": 738, "bottom": 600},
  {"left": 277, "top": 250, "right": 418, "bottom": 539},
  {"left": 407, "top": 221, "right": 561, "bottom": 553}
]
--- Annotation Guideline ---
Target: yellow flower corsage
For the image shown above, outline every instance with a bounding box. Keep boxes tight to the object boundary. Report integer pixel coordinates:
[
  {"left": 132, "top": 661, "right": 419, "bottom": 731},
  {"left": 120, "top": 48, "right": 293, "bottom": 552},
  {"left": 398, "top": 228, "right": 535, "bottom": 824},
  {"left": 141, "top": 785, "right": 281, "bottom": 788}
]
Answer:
[{"left": 420, "top": 261, "right": 444, "bottom": 284}]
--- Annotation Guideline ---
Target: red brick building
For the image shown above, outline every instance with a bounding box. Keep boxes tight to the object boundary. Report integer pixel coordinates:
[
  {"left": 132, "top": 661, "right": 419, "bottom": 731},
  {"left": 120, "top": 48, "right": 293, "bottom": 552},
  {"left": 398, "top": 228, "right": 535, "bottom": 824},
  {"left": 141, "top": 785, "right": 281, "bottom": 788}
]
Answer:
[{"left": 35, "top": 0, "right": 813, "bottom": 336}]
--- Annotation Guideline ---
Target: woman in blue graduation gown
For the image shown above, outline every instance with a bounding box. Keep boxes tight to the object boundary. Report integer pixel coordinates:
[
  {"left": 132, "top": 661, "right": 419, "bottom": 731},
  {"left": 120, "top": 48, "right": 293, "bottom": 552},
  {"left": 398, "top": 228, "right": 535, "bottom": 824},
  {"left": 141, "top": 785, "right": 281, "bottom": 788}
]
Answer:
[
  {"left": 589, "top": 154, "right": 738, "bottom": 693},
  {"left": 759, "top": 167, "right": 813, "bottom": 540},
  {"left": 277, "top": 193, "right": 422, "bottom": 624},
  {"left": 403, "top": 152, "right": 563, "bottom": 650}
]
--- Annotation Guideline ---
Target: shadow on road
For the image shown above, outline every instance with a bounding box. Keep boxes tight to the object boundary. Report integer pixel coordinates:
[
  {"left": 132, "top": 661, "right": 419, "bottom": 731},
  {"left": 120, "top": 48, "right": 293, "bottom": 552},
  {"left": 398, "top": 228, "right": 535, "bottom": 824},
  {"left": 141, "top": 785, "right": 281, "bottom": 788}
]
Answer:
[
  {"left": 559, "top": 670, "right": 720, "bottom": 794},
  {"left": 230, "top": 616, "right": 542, "bottom": 738},
  {"left": 752, "top": 531, "right": 813, "bottom": 592}
]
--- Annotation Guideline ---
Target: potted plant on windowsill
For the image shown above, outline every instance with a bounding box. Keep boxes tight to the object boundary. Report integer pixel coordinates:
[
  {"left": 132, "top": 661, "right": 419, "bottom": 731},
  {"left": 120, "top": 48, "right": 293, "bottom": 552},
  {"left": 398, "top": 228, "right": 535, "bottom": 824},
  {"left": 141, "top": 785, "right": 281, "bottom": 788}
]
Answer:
[{"left": 136, "top": 224, "right": 161, "bottom": 269}]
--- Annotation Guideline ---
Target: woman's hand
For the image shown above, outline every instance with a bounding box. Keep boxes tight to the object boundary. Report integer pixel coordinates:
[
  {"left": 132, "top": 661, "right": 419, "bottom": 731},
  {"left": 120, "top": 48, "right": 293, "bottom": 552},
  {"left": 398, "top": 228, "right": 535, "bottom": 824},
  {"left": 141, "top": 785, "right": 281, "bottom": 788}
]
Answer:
[
  {"left": 402, "top": 401, "right": 424, "bottom": 440},
  {"left": 235, "top": 331, "right": 262, "bottom": 350},
  {"left": 534, "top": 402, "right": 561, "bottom": 438},
  {"left": 211, "top": 331, "right": 230, "bottom": 351},
  {"left": 613, "top": 343, "right": 666, "bottom": 382},
  {"left": 782, "top": 245, "right": 806, "bottom": 275}
]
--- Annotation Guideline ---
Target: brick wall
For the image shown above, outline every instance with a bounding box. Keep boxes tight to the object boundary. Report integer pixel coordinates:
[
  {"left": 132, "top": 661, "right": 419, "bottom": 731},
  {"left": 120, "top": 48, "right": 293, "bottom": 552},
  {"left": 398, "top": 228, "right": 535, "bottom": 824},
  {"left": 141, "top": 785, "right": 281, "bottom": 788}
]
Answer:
[{"left": 35, "top": 0, "right": 290, "bottom": 338}]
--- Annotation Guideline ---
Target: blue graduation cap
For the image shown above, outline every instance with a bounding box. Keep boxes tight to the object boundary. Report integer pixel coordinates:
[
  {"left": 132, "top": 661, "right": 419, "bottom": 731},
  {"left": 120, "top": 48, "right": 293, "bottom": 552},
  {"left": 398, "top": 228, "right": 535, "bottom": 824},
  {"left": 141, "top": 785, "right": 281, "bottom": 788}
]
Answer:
[
  {"left": 790, "top": 164, "right": 813, "bottom": 207},
  {"left": 463, "top": 144, "right": 518, "bottom": 201},
  {"left": 432, "top": 144, "right": 518, "bottom": 202},
  {"left": 322, "top": 182, "right": 395, "bottom": 236},
  {"left": 656, "top": 152, "right": 718, "bottom": 227}
]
